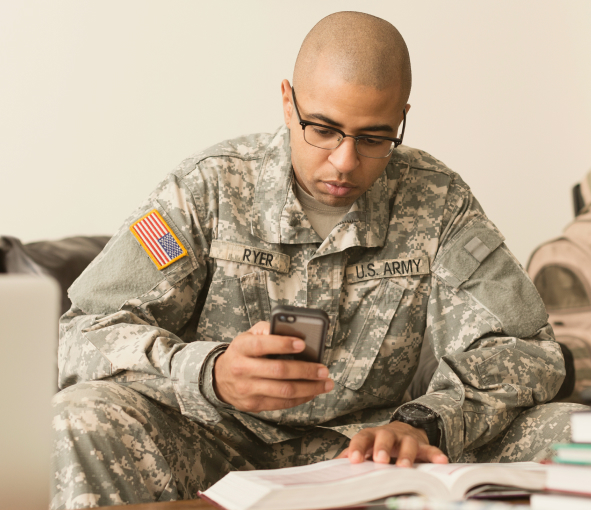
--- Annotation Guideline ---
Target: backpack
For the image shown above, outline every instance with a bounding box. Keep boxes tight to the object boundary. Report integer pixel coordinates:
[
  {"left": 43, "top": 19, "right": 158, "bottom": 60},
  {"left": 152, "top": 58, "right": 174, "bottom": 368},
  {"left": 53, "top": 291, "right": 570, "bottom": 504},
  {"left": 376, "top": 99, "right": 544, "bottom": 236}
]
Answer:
[{"left": 527, "top": 175, "right": 591, "bottom": 403}]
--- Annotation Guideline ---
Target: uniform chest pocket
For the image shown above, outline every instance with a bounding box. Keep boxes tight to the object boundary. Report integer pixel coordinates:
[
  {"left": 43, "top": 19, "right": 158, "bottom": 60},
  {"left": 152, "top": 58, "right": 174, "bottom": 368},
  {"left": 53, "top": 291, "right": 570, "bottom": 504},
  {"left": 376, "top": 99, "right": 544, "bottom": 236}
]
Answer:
[
  {"left": 196, "top": 268, "right": 273, "bottom": 344},
  {"left": 332, "top": 278, "right": 405, "bottom": 391},
  {"left": 240, "top": 271, "right": 272, "bottom": 326}
]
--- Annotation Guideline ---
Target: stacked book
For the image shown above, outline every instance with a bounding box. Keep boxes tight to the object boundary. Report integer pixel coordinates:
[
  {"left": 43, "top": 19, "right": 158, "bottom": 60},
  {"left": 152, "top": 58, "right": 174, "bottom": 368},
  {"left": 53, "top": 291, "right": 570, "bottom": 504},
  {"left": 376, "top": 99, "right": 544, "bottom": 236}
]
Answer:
[{"left": 531, "top": 409, "right": 591, "bottom": 509}]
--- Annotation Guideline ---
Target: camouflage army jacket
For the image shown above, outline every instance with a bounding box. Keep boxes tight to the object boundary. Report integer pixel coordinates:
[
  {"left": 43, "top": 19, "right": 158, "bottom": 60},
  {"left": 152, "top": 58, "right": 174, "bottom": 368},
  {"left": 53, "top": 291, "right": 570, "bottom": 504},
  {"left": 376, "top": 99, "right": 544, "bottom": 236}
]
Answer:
[{"left": 60, "top": 126, "right": 565, "bottom": 462}]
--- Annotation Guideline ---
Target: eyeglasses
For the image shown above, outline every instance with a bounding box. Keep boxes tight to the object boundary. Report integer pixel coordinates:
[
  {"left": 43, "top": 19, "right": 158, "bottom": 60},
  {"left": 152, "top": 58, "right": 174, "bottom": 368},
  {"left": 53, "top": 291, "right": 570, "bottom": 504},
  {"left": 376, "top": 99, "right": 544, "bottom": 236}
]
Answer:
[{"left": 291, "top": 88, "right": 406, "bottom": 159}]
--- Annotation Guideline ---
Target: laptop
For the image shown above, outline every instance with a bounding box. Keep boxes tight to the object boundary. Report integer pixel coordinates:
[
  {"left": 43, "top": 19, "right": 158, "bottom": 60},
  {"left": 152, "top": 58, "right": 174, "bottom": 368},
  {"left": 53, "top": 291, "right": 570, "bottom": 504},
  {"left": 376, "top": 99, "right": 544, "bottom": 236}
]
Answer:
[{"left": 0, "top": 275, "right": 59, "bottom": 510}]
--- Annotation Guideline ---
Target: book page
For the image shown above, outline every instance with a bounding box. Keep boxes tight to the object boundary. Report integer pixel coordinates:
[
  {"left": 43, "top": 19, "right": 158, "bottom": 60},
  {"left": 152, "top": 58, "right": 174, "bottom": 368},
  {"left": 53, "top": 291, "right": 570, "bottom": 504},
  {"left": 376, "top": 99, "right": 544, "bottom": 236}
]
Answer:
[
  {"left": 417, "top": 461, "right": 543, "bottom": 475},
  {"left": 253, "top": 458, "right": 392, "bottom": 486},
  {"left": 415, "top": 462, "right": 546, "bottom": 498}
]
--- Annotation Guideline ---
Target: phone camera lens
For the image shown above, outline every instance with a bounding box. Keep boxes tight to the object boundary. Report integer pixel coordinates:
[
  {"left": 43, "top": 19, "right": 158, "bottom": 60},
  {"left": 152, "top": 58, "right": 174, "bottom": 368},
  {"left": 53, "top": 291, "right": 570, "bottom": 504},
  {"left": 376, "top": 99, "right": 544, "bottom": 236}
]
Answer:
[
  {"left": 279, "top": 315, "right": 286, "bottom": 322},
  {"left": 287, "top": 316, "right": 295, "bottom": 323}
]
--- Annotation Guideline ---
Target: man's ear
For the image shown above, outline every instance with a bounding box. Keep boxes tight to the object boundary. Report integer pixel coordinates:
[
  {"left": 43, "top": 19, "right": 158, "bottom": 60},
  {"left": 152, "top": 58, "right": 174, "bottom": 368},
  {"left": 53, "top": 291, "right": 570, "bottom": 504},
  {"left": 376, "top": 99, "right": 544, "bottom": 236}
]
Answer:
[{"left": 281, "top": 79, "right": 294, "bottom": 127}]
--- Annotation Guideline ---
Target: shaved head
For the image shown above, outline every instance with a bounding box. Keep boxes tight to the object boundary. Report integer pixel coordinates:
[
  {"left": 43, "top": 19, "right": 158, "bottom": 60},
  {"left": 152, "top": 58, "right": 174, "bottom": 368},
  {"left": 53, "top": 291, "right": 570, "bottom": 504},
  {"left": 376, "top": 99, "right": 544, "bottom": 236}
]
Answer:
[{"left": 293, "top": 12, "right": 411, "bottom": 108}]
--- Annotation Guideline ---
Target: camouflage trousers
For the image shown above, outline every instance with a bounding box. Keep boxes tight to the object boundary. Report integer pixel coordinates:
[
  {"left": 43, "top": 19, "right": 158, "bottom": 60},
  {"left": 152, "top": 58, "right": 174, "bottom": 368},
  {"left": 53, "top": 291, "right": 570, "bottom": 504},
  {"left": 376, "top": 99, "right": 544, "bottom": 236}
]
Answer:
[
  {"left": 50, "top": 381, "right": 349, "bottom": 509},
  {"left": 50, "top": 381, "right": 585, "bottom": 509}
]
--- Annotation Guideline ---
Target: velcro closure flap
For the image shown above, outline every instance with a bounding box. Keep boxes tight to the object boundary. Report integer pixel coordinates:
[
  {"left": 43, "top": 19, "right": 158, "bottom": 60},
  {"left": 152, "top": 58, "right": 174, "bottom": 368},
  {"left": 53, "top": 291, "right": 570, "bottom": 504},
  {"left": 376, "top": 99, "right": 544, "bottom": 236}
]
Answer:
[{"left": 433, "top": 220, "right": 505, "bottom": 289}]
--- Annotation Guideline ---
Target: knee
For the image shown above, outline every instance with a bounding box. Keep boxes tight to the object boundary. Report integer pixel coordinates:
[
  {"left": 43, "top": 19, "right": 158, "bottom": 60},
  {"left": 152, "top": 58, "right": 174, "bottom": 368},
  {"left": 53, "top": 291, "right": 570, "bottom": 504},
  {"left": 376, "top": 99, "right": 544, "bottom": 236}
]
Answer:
[
  {"left": 514, "top": 402, "right": 588, "bottom": 457},
  {"left": 523, "top": 402, "right": 589, "bottom": 426},
  {"left": 54, "top": 380, "right": 133, "bottom": 408},
  {"left": 50, "top": 382, "right": 172, "bottom": 508},
  {"left": 52, "top": 381, "right": 150, "bottom": 439}
]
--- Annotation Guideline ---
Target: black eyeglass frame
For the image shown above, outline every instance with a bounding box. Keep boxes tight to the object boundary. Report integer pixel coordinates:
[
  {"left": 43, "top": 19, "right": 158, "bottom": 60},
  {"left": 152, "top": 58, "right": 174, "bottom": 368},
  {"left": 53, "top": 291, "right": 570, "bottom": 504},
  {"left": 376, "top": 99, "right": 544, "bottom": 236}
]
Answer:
[{"left": 291, "top": 88, "right": 406, "bottom": 159}]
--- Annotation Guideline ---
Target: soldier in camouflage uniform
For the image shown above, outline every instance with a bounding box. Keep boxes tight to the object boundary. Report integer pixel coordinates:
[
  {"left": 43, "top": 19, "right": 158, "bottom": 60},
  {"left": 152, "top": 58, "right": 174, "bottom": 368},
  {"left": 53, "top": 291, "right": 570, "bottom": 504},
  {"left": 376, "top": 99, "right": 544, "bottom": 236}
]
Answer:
[{"left": 51, "top": 11, "right": 585, "bottom": 510}]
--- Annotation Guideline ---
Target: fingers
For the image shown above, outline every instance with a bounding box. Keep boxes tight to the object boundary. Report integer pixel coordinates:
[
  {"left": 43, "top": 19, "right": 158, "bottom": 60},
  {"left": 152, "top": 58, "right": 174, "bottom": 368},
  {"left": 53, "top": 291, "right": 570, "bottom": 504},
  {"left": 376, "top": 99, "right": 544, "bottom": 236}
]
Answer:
[
  {"left": 336, "top": 447, "right": 349, "bottom": 459},
  {"left": 213, "top": 322, "right": 334, "bottom": 413},
  {"left": 415, "top": 444, "right": 449, "bottom": 464},
  {"left": 392, "top": 436, "right": 447, "bottom": 466},
  {"left": 344, "top": 422, "right": 449, "bottom": 467},
  {"left": 373, "top": 427, "right": 400, "bottom": 464},
  {"left": 394, "top": 434, "right": 420, "bottom": 467},
  {"left": 346, "top": 429, "right": 378, "bottom": 464},
  {"left": 230, "top": 377, "right": 333, "bottom": 408},
  {"left": 234, "top": 355, "right": 330, "bottom": 381},
  {"left": 249, "top": 321, "right": 271, "bottom": 335},
  {"left": 234, "top": 327, "right": 307, "bottom": 358}
]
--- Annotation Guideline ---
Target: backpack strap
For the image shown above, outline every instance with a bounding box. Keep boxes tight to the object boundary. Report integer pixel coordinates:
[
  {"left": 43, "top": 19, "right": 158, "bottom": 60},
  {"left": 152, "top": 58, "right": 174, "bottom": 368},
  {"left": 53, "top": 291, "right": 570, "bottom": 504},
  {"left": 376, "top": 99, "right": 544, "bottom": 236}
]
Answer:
[{"left": 574, "top": 168, "right": 591, "bottom": 216}]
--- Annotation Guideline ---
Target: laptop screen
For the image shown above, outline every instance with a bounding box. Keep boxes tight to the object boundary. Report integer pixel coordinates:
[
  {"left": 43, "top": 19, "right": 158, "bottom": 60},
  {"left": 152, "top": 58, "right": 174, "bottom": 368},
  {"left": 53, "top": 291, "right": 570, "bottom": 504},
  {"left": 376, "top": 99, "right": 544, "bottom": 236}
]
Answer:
[{"left": 0, "top": 275, "right": 59, "bottom": 510}]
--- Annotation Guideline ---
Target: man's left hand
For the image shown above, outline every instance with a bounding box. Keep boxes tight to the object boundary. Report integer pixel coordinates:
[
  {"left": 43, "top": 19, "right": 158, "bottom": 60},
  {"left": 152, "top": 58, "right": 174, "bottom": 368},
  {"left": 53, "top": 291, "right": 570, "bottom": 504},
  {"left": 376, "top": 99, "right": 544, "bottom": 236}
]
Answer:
[{"left": 337, "top": 421, "right": 449, "bottom": 467}]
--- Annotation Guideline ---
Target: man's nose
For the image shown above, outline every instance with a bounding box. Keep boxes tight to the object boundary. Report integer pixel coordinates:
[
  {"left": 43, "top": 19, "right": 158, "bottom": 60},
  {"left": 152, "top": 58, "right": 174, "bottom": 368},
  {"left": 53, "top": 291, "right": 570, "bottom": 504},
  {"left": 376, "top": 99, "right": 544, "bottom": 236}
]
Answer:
[{"left": 328, "top": 137, "right": 360, "bottom": 174}]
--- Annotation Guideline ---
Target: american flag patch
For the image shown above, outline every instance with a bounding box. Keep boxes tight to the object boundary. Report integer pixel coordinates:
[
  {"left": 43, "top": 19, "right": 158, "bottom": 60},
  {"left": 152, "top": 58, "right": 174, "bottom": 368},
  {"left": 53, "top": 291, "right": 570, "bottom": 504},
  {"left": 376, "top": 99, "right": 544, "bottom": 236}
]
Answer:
[{"left": 130, "top": 209, "right": 187, "bottom": 270}]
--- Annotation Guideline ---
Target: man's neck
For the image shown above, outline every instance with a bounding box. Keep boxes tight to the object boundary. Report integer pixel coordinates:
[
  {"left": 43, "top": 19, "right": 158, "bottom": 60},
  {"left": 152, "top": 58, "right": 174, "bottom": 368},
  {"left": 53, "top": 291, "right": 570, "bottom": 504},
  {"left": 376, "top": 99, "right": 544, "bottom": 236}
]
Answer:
[{"left": 294, "top": 180, "right": 350, "bottom": 240}]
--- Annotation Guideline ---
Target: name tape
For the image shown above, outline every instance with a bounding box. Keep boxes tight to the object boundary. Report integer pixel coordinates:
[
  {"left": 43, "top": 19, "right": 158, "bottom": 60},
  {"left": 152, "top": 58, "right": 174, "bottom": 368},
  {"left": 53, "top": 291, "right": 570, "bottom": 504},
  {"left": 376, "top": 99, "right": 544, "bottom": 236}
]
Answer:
[
  {"left": 346, "top": 256, "right": 430, "bottom": 284},
  {"left": 209, "top": 240, "right": 290, "bottom": 273}
]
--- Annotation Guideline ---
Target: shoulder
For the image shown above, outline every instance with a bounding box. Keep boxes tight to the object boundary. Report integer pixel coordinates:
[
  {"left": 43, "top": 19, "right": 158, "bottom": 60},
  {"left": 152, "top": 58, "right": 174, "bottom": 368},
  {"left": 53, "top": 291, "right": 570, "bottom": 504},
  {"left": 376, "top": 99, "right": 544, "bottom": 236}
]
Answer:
[
  {"left": 395, "top": 145, "right": 469, "bottom": 191},
  {"left": 173, "top": 131, "right": 276, "bottom": 180},
  {"left": 386, "top": 145, "right": 473, "bottom": 213}
]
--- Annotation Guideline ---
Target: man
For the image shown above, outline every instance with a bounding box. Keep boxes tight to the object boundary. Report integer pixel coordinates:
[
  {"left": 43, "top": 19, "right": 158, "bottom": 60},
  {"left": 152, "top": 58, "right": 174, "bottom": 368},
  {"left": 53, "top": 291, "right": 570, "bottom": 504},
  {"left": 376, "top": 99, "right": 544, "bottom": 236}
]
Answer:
[{"left": 51, "top": 11, "right": 581, "bottom": 509}]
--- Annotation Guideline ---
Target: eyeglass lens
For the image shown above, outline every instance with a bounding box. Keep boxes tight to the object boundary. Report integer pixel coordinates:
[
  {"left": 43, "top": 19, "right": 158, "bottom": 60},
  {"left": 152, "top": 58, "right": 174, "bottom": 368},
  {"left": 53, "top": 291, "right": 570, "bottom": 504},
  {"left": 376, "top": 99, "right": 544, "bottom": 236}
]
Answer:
[{"left": 303, "top": 125, "right": 395, "bottom": 159}]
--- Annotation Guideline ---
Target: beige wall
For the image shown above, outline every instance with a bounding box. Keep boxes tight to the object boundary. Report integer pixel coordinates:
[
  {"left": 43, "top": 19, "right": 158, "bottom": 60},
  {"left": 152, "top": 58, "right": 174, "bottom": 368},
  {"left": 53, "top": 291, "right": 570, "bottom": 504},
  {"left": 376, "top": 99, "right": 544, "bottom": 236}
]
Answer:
[{"left": 2, "top": 0, "right": 590, "bottom": 265}]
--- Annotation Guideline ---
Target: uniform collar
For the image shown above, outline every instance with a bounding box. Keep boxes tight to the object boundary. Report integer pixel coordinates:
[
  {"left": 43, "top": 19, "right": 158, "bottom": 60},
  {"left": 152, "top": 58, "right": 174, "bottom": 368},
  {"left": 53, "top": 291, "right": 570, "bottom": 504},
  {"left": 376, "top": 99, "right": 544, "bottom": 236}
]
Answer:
[{"left": 251, "top": 125, "right": 408, "bottom": 251}]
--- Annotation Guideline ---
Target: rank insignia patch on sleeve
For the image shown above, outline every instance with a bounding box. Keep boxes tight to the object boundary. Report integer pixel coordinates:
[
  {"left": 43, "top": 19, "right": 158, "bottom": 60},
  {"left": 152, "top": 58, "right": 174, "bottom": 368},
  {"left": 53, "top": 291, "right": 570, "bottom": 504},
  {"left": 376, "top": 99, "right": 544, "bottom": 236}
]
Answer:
[{"left": 130, "top": 209, "right": 187, "bottom": 270}]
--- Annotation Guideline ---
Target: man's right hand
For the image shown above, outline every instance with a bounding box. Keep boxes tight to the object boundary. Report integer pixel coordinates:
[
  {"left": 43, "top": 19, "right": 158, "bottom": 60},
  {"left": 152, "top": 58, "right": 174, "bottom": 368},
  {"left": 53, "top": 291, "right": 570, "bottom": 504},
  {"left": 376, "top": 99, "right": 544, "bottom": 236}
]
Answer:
[{"left": 213, "top": 321, "right": 334, "bottom": 412}]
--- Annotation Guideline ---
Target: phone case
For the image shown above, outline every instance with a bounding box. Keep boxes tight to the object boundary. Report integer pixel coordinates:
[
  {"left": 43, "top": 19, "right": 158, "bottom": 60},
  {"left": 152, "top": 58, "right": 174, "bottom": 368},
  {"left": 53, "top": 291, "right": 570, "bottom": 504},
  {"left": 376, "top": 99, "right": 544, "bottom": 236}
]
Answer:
[{"left": 270, "top": 305, "right": 329, "bottom": 363}]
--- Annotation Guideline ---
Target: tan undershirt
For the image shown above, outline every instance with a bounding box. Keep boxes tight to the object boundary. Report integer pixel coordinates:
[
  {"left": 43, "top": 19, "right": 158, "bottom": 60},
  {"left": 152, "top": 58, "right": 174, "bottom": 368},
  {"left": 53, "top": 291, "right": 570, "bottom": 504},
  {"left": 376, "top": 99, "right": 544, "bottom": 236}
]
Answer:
[{"left": 294, "top": 180, "right": 351, "bottom": 240}]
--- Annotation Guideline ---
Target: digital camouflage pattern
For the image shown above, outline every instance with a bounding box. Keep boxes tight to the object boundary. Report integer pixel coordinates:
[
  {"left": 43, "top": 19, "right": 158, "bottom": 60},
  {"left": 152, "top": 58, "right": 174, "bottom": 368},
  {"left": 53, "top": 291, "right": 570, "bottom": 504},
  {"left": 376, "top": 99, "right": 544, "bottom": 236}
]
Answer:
[
  {"left": 457, "top": 402, "right": 584, "bottom": 463},
  {"left": 53, "top": 126, "right": 578, "bottom": 508},
  {"left": 51, "top": 380, "right": 349, "bottom": 508}
]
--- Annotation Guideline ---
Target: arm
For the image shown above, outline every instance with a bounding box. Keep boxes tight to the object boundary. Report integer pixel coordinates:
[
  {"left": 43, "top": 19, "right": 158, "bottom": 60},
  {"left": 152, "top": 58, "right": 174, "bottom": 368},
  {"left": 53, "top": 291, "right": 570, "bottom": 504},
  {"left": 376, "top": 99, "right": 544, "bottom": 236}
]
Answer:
[
  {"left": 343, "top": 179, "right": 565, "bottom": 464},
  {"left": 58, "top": 172, "right": 228, "bottom": 424},
  {"left": 399, "top": 181, "right": 565, "bottom": 461},
  {"left": 58, "top": 171, "right": 332, "bottom": 422}
]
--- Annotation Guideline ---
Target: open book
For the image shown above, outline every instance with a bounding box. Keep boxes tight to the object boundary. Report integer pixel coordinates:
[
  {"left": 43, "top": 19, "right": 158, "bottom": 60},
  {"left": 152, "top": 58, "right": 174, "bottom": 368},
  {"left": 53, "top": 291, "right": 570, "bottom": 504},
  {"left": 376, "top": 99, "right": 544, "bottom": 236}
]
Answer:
[{"left": 199, "top": 458, "right": 546, "bottom": 510}]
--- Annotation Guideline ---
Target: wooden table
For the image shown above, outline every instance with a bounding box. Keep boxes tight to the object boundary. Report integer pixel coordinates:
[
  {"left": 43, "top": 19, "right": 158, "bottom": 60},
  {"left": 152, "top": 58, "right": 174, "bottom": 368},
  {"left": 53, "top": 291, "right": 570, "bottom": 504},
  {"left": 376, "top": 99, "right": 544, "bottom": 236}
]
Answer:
[
  {"left": 96, "top": 497, "right": 531, "bottom": 509},
  {"left": 98, "top": 500, "right": 214, "bottom": 510}
]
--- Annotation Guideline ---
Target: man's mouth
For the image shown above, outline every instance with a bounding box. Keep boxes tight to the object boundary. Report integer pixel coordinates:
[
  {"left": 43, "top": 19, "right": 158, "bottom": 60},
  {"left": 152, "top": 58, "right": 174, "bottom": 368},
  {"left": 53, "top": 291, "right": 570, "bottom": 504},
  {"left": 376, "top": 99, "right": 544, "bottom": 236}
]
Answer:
[{"left": 323, "top": 181, "right": 355, "bottom": 197}]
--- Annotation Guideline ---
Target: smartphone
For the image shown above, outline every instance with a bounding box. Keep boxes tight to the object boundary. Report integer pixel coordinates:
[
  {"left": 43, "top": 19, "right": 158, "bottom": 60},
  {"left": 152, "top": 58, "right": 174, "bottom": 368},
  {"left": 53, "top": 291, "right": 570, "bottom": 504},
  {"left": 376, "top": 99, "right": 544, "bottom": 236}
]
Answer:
[{"left": 270, "top": 305, "right": 329, "bottom": 363}]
